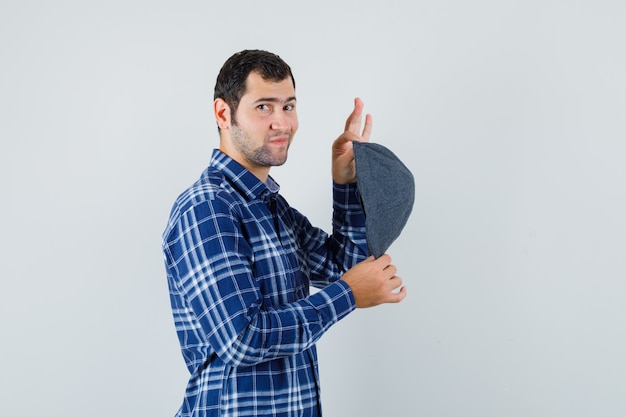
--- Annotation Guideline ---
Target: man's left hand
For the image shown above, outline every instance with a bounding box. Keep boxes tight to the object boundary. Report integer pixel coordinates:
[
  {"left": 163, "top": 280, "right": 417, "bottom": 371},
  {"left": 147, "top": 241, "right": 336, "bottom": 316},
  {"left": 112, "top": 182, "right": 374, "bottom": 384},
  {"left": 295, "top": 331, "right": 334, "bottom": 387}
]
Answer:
[{"left": 331, "top": 97, "right": 372, "bottom": 184}]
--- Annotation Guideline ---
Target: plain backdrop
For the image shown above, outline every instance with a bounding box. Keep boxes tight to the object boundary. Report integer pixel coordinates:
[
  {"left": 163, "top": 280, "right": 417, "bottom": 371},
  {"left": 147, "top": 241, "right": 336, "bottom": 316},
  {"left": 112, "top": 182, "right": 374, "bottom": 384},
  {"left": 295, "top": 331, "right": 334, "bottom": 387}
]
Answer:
[{"left": 1, "top": 1, "right": 625, "bottom": 416}]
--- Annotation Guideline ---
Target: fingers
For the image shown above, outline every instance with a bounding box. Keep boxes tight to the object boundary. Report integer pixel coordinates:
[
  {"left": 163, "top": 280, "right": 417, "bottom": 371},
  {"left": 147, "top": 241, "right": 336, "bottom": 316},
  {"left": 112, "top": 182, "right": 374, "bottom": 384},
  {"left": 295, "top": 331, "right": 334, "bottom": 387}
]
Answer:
[
  {"left": 344, "top": 97, "right": 364, "bottom": 133},
  {"left": 373, "top": 253, "right": 391, "bottom": 264},
  {"left": 331, "top": 98, "right": 373, "bottom": 184},
  {"left": 388, "top": 284, "right": 407, "bottom": 303},
  {"left": 384, "top": 263, "right": 398, "bottom": 279},
  {"left": 361, "top": 113, "right": 373, "bottom": 142},
  {"left": 378, "top": 274, "right": 406, "bottom": 305},
  {"left": 344, "top": 97, "right": 372, "bottom": 141},
  {"left": 370, "top": 254, "right": 407, "bottom": 304},
  {"left": 331, "top": 130, "right": 359, "bottom": 151},
  {"left": 381, "top": 259, "right": 404, "bottom": 303}
]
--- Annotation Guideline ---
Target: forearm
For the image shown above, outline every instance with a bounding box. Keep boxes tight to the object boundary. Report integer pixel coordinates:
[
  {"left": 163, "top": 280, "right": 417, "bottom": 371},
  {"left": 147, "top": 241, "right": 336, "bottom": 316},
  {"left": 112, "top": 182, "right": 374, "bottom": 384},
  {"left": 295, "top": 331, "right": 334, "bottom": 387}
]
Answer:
[
  {"left": 330, "top": 181, "right": 369, "bottom": 266},
  {"left": 218, "top": 280, "right": 355, "bottom": 367}
]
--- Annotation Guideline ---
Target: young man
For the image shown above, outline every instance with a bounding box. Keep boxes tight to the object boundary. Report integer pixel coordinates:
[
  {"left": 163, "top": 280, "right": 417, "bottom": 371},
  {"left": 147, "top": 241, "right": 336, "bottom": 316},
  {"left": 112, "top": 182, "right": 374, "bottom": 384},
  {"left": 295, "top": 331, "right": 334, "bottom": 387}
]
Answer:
[{"left": 162, "top": 49, "right": 406, "bottom": 417}]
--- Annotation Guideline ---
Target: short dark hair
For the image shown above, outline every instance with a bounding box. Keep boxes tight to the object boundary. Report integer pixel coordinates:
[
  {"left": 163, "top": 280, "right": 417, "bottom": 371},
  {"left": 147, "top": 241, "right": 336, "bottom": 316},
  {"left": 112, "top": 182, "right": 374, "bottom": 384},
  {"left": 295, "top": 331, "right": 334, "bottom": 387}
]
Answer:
[{"left": 214, "top": 50, "right": 295, "bottom": 117}]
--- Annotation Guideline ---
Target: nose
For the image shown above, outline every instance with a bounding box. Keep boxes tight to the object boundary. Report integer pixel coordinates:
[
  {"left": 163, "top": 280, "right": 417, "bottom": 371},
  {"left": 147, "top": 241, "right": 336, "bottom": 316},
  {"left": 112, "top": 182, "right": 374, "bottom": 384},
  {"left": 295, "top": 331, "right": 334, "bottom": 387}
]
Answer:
[{"left": 270, "top": 110, "right": 289, "bottom": 131}]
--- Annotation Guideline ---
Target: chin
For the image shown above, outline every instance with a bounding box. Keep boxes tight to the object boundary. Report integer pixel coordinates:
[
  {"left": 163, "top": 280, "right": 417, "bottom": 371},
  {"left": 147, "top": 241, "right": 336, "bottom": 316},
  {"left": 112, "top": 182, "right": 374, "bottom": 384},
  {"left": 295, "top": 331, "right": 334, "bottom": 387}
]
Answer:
[{"left": 272, "top": 154, "right": 289, "bottom": 166}]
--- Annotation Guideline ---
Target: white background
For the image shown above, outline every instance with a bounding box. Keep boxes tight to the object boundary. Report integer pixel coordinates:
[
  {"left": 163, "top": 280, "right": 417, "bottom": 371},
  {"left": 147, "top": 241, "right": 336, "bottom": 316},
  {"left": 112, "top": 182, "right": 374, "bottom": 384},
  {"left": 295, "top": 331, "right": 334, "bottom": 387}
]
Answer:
[{"left": 1, "top": 1, "right": 625, "bottom": 416}]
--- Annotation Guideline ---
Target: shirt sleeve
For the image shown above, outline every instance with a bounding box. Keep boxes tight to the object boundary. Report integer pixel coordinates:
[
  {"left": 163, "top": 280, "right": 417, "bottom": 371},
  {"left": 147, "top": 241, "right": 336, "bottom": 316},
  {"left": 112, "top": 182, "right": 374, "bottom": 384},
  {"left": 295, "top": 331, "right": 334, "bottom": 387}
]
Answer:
[
  {"left": 295, "top": 182, "right": 369, "bottom": 287},
  {"left": 163, "top": 196, "right": 356, "bottom": 370}
]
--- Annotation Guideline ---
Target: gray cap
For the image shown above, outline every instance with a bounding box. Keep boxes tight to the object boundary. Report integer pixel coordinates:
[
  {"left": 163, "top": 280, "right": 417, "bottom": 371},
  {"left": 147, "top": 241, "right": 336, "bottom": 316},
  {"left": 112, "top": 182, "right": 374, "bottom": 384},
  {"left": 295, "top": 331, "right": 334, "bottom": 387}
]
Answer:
[{"left": 353, "top": 141, "right": 415, "bottom": 258}]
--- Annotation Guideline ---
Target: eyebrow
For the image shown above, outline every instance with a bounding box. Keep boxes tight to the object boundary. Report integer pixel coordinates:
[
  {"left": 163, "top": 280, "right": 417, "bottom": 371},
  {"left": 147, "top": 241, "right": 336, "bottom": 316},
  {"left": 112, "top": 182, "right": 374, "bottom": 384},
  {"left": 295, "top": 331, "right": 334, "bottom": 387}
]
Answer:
[{"left": 253, "top": 96, "right": 297, "bottom": 104}]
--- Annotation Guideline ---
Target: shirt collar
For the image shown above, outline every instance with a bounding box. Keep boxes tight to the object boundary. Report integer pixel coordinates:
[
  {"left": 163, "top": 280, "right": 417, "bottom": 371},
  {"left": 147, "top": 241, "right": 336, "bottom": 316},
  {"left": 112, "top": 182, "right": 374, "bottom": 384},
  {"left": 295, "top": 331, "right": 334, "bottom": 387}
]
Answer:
[{"left": 208, "top": 149, "right": 280, "bottom": 202}]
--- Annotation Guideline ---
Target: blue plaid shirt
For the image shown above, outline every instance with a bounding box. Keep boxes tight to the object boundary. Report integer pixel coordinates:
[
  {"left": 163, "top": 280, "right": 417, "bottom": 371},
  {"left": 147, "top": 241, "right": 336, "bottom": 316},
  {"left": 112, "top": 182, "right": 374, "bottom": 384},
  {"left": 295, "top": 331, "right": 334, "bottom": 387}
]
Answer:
[{"left": 163, "top": 149, "right": 368, "bottom": 417}]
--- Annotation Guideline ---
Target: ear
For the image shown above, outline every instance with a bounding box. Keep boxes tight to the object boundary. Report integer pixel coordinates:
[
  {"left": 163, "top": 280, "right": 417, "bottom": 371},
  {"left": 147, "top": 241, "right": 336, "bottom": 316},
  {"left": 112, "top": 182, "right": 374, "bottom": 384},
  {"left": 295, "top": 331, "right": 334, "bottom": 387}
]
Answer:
[{"left": 214, "top": 98, "right": 231, "bottom": 130}]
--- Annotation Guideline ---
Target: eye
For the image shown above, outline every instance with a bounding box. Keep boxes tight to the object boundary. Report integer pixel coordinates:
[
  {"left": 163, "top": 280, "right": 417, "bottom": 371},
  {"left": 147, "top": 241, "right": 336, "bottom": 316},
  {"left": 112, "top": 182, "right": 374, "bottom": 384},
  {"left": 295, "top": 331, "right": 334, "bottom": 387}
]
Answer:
[
  {"left": 284, "top": 103, "right": 295, "bottom": 111},
  {"left": 257, "top": 104, "right": 271, "bottom": 111}
]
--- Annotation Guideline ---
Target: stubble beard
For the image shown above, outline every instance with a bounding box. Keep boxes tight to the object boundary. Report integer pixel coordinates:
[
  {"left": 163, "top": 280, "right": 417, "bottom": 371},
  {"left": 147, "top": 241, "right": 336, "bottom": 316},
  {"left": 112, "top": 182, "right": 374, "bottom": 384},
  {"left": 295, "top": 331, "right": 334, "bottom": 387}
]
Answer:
[{"left": 231, "top": 122, "right": 291, "bottom": 168}]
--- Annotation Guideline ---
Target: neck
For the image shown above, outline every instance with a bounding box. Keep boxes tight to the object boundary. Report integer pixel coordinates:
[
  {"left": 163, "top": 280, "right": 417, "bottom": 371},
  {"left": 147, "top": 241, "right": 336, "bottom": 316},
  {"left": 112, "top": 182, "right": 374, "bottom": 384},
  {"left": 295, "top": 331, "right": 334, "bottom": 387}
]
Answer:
[{"left": 218, "top": 144, "right": 271, "bottom": 183}]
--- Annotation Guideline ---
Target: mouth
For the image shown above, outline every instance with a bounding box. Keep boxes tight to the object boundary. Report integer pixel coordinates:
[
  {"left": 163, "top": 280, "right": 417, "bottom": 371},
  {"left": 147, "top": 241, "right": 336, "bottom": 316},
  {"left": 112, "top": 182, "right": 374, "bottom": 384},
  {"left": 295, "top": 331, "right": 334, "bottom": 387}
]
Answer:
[{"left": 269, "top": 137, "right": 289, "bottom": 146}]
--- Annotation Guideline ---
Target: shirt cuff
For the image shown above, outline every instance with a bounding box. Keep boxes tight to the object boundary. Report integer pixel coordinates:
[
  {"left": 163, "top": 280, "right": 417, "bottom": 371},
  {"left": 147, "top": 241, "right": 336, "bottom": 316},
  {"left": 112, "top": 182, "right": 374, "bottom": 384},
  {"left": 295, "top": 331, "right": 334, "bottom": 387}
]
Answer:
[
  {"left": 333, "top": 181, "right": 361, "bottom": 208},
  {"left": 308, "top": 279, "right": 356, "bottom": 324}
]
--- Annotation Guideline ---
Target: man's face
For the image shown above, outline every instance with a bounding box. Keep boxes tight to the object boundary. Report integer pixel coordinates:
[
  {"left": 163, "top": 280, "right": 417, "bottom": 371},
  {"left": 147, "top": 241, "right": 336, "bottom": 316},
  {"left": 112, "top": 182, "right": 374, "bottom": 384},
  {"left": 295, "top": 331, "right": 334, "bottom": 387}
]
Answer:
[{"left": 227, "top": 72, "right": 298, "bottom": 175}]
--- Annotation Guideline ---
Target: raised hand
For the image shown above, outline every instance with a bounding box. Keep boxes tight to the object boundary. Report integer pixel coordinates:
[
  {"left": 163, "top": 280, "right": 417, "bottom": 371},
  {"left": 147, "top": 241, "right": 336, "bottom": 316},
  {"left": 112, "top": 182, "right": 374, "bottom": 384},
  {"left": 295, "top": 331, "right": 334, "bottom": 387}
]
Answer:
[{"left": 331, "top": 98, "right": 373, "bottom": 184}]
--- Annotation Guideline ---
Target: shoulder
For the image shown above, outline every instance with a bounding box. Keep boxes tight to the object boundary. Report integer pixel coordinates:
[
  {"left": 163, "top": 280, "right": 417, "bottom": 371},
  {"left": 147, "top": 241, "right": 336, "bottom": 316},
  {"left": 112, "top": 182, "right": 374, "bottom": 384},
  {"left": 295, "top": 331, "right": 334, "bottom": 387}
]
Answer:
[{"left": 163, "top": 167, "right": 241, "bottom": 239}]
